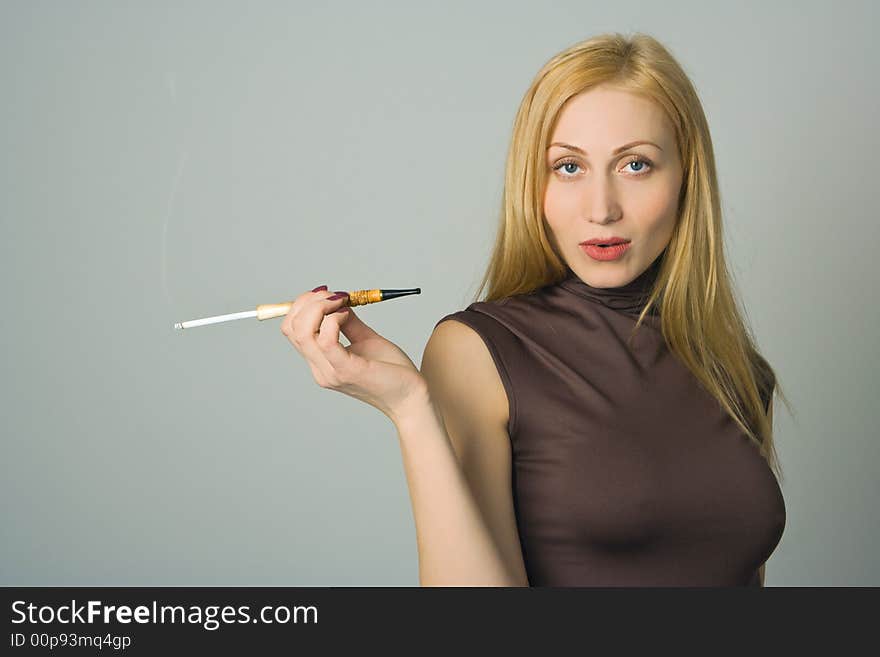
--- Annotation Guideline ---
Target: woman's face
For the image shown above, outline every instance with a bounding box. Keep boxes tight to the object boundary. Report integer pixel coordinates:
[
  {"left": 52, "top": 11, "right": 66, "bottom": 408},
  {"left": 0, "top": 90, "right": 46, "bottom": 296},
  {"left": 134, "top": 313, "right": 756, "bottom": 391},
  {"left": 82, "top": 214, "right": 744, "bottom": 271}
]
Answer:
[{"left": 543, "top": 85, "right": 683, "bottom": 288}]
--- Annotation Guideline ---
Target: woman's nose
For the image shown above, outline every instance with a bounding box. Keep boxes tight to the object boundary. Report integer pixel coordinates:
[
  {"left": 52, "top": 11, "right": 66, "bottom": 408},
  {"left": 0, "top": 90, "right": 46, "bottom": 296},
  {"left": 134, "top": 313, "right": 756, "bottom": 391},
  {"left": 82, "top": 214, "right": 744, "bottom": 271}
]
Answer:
[{"left": 582, "top": 176, "right": 622, "bottom": 224}]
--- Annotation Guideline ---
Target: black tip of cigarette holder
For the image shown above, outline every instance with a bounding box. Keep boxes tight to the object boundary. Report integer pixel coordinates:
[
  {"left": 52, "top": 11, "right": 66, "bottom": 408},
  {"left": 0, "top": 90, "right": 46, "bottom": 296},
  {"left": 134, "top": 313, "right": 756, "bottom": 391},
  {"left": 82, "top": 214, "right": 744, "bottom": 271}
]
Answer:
[{"left": 380, "top": 288, "right": 421, "bottom": 301}]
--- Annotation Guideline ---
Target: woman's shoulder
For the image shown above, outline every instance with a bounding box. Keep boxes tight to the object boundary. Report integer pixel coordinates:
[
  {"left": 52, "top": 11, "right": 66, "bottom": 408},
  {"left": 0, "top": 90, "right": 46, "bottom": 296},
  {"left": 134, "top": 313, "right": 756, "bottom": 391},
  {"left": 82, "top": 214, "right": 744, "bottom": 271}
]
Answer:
[{"left": 423, "top": 312, "right": 512, "bottom": 433}]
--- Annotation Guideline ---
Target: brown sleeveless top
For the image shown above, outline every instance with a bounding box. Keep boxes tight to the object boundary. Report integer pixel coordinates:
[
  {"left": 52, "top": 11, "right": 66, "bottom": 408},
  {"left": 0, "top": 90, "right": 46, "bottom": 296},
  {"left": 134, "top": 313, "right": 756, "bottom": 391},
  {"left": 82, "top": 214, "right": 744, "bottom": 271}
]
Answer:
[{"left": 435, "top": 253, "right": 785, "bottom": 586}]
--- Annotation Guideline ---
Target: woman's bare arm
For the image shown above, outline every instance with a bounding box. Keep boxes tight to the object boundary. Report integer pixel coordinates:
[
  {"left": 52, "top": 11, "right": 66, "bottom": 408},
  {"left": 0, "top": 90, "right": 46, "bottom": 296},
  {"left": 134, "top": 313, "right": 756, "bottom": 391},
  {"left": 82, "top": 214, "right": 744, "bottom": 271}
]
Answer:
[{"left": 390, "top": 320, "right": 529, "bottom": 587}]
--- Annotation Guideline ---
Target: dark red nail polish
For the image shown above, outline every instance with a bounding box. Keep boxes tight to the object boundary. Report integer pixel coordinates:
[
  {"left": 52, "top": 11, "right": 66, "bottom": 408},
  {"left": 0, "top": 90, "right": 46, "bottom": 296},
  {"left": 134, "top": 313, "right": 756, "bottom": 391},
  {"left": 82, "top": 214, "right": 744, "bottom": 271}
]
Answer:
[{"left": 311, "top": 285, "right": 328, "bottom": 292}]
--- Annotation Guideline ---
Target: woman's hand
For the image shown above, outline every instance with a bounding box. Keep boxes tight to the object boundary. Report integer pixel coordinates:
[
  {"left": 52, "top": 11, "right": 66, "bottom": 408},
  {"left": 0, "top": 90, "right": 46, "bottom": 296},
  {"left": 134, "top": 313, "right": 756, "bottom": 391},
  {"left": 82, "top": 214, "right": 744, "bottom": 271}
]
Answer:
[{"left": 280, "top": 285, "right": 429, "bottom": 424}]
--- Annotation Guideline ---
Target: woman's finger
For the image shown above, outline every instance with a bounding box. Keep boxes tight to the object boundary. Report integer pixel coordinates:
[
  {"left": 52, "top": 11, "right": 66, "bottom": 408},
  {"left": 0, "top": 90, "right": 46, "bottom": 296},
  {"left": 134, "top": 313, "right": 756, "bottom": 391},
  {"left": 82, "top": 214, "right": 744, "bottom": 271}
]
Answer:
[
  {"left": 293, "top": 292, "right": 353, "bottom": 385},
  {"left": 315, "top": 309, "right": 361, "bottom": 375},
  {"left": 336, "top": 305, "right": 381, "bottom": 344},
  {"left": 280, "top": 285, "right": 327, "bottom": 337},
  {"left": 281, "top": 286, "right": 337, "bottom": 383}
]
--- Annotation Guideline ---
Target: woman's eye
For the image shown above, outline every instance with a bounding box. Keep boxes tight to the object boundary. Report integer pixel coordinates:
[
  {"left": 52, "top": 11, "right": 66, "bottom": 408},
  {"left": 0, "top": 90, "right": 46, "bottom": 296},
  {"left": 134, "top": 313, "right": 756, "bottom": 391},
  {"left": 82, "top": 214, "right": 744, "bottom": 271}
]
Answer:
[
  {"left": 624, "top": 158, "right": 652, "bottom": 174},
  {"left": 553, "top": 161, "right": 584, "bottom": 177},
  {"left": 551, "top": 157, "right": 653, "bottom": 179}
]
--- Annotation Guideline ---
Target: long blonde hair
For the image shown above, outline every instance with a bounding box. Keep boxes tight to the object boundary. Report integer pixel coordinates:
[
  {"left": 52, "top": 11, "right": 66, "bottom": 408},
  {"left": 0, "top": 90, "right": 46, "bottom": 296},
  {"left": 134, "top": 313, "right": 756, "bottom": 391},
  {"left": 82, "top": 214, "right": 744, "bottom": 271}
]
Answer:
[{"left": 473, "top": 32, "right": 794, "bottom": 483}]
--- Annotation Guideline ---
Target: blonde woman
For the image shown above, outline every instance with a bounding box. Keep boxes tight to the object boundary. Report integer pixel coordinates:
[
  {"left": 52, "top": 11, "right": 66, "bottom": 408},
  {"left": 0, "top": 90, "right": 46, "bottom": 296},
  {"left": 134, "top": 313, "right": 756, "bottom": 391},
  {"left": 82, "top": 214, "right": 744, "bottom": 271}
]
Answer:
[{"left": 281, "top": 32, "right": 791, "bottom": 587}]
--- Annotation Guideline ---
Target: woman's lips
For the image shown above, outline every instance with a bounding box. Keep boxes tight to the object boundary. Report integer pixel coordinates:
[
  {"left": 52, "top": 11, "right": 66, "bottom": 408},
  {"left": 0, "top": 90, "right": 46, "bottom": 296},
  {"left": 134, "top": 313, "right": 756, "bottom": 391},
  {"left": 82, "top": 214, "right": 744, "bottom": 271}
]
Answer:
[{"left": 580, "top": 242, "right": 631, "bottom": 261}]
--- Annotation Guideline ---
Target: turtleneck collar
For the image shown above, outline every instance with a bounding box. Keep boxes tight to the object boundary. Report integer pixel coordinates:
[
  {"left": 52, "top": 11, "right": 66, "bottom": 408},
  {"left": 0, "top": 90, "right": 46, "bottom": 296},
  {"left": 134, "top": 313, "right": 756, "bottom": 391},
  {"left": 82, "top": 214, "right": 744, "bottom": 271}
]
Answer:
[{"left": 557, "top": 251, "right": 664, "bottom": 316}]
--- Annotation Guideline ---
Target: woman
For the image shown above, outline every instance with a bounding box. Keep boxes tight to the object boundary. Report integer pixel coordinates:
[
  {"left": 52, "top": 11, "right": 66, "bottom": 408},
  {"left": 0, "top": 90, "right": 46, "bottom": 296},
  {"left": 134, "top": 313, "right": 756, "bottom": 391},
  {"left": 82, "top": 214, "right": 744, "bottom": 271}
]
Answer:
[{"left": 280, "top": 32, "right": 791, "bottom": 587}]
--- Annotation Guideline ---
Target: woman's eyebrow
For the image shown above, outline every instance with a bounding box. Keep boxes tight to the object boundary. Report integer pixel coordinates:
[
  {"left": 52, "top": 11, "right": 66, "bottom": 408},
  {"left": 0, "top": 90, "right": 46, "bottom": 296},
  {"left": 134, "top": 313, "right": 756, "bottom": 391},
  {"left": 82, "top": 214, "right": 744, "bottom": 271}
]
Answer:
[{"left": 547, "top": 140, "right": 663, "bottom": 155}]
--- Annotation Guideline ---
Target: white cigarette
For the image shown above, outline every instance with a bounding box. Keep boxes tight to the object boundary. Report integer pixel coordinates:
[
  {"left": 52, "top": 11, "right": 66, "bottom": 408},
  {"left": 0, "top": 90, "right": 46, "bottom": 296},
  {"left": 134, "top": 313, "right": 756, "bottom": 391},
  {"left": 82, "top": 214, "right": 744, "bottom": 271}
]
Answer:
[{"left": 173, "top": 310, "right": 258, "bottom": 330}]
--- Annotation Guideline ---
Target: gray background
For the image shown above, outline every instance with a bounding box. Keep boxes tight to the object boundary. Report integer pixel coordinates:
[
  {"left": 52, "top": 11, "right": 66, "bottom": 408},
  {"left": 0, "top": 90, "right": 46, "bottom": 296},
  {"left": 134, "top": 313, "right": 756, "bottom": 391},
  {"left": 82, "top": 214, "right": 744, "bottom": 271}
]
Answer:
[{"left": 2, "top": 0, "right": 877, "bottom": 586}]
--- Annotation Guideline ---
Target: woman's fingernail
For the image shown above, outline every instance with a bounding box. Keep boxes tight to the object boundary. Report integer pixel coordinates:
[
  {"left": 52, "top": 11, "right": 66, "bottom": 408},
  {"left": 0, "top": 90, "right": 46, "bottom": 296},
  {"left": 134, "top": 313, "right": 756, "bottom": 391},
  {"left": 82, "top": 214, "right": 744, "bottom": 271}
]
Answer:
[
  {"left": 311, "top": 285, "right": 328, "bottom": 292},
  {"left": 327, "top": 293, "right": 345, "bottom": 300},
  {"left": 333, "top": 290, "right": 349, "bottom": 297}
]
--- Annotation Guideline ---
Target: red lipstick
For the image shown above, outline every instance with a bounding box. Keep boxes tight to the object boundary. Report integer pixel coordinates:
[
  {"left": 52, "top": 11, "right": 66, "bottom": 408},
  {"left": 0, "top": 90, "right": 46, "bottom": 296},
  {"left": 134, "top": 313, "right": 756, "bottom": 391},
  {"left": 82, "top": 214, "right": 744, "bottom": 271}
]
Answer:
[
  {"left": 581, "top": 236, "right": 630, "bottom": 246},
  {"left": 579, "top": 237, "right": 631, "bottom": 261}
]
